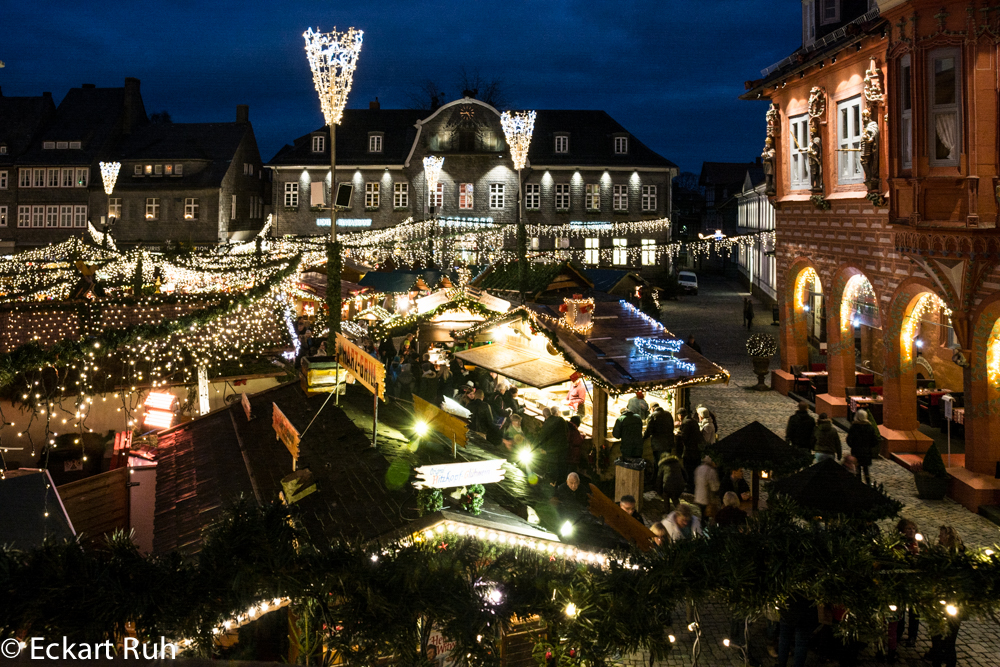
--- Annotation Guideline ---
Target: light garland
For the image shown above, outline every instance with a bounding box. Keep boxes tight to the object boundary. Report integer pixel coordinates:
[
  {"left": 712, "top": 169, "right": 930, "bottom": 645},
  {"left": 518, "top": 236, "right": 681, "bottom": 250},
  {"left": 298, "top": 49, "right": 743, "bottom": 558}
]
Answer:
[
  {"left": 988, "top": 319, "right": 1000, "bottom": 388},
  {"left": 99, "top": 162, "right": 120, "bottom": 196},
  {"left": 499, "top": 111, "right": 536, "bottom": 171},
  {"left": 423, "top": 156, "right": 444, "bottom": 203},
  {"left": 901, "top": 292, "right": 951, "bottom": 363},
  {"left": 840, "top": 274, "right": 878, "bottom": 333},
  {"left": 794, "top": 267, "right": 819, "bottom": 314},
  {"left": 302, "top": 27, "right": 363, "bottom": 127}
]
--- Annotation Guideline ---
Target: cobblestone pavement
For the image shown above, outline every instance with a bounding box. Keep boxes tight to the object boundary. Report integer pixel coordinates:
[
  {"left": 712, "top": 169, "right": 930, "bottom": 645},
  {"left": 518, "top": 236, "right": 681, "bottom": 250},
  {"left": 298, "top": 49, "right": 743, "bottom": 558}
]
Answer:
[{"left": 621, "top": 273, "right": 1000, "bottom": 667}]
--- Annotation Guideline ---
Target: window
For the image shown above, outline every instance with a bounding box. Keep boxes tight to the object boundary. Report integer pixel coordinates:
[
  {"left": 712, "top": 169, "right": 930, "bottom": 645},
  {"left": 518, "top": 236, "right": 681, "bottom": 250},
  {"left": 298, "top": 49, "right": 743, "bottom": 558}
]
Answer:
[
  {"left": 555, "top": 135, "right": 569, "bottom": 153},
  {"left": 820, "top": 0, "right": 839, "bottom": 24},
  {"left": 524, "top": 183, "right": 540, "bottom": 210},
  {"left": 145, "top": 165, "right": 153, "bottom": 175},
  {"left": 62, "top": 168, "right": 74, "bottom": 187},
  {"left": 31, "top": 205, "right": 43, "bottom": 227},
  {"left": 613, "top": 238, "right": 628, "bottom": 265},
  {"left": 432, "top": 182, "right": 443, "bottom": 209},
  {"left": 489, "top": 183, "right": 504, "bottom": 209},
  {"left": 641, "top": 239, "right": 656, "bottom": 266},
  {"left": 837, "top": 97, "right": 863, "bottom": 184},
  {"left": 459, "top": 183, "right": 474, "bottom": 209},
  {"left": 585, "top": 184, "right": 600, "bottom": 210},
  {"left": 899, "top": 54, "right": 912, "bottom": 169},
  {"left": 613, "top": 184, "right": 628, "bottom": 211},
  {"left": 45, "top": 206, "right": 58, "bottom": 227},
  {"left": 231, "top": 195, "right": 237, "bottom": 219},
  {"left": 530, "top": 238, "right": 540, "bottom": 250},
  {"left": 0, "top": 171, "right": 6, "bottom": 189},
  {"left": 76, "top": 168, "right": 88, "bottom": 187},
  {"left": 47, "top": 168, "right": 59, "bottom": 188},
  {"left": 109, "top": 198, "right": 121, "bottom": 219},
  {"left": 184, "top": 198, "right": 199, "bottom": 219},
  {"left": 789, "top": 114, "right": 810, "bottom": 189},
  {"left": 555, "top": 184, "right": 570, "bottom": 210},
  {"left": 369, "top": 134, "right": 383, "bottom": 153},
  {"left": 174, "top": 164, "right": 183, "bottom": 176},
  {"left": 312, "top": 135, "right": 325, "bottom": 153},
  {"left": 74, "top": 205, "right": 87, "bottom": 227},
  {"left": 284, "top": 182, "right": 299, "bottom": 208},
  {"left": 614, "top": 136, "right": 628, "bottom": 154},
  {"left": 641, "top": 185, "right": 657, "bottom": 211},
  {"left": 154, "top": 164, "right": 163, "bottom": 176},
  {"left": 20, "top": 169, "right": 31, "bottom": 187},
  {"left": 555, "top": 237, "right": 570, "bottom": 258},
  {"left": 59, "top": 205, "right": 73, "bottom": 228},
  {"left": 69, "top": 141, "right": 81, "bottom": 149},
  {"left": 366, "top": 182, "right": 380, "bottom": 208},
  {"left": 165, "top": 164, "right": 174, "bottom": 176},
  {"left": 0, "top": 206, "right": 6, "bottom": 227},
  {"left": 803, "top": 0, "right": 816, "bottom": 45},
  {"left": 0, "top": 145, "right": 6, "bottom": 155},
  {"left": 43, "top": 141, "right": 55, "bottom": 150},
  {"left": 929, "top": 49, "right": 960, "bottom": 166},
  {"left": 33, "top": 169, "right": 44, "bottom": 187},
  {"left": 585, "top": 238, "right": 600, "bottom": 265},
  {"left": 18, "top": 206, "right": 30, "bottom": 227},
  {"left": 394, "top": 182, "right": 409, "bottom": 208},
  {"left": 146, "top": 198, "right": 160, "bottom": 220},
  {"left": 134, "top": 164, "right": 142, "bottom": 176}
]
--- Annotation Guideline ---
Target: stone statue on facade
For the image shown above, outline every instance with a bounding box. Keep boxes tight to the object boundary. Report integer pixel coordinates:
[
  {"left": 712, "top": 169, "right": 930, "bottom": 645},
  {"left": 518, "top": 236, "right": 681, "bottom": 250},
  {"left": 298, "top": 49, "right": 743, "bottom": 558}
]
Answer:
[
  {"left": 765, "top": 102, "right": 780, "bottom": 138},
  {"left": 762, "top": 136, "right": 776, "bottom": 196},
  {"left": 808, "top": 118, "right": 823, "bottom": 193},
  {"left": 861, "top": 108, "right": 880, "bottom": 192}
]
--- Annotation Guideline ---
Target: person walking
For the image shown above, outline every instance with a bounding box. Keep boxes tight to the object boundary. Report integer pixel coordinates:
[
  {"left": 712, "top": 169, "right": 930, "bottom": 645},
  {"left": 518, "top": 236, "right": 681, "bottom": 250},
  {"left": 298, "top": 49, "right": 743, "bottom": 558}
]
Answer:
[
  {"left": 612, "top": 407, "right": 644, "bottom": 459},
  {"left": 693, "top": 455, "right": 720, "bottom": 521},
  {"left": 696, "top": 406, "right": 716, "bottom": 444},
  {"left": 537, "top": 407, "right": 569, "bottom": 484},
  {"left": 846, "top": 409, "right": 879, "bottom": 485},
  {"left": 677, "top": 408, "right": 702, "bottom": 492},
  {"left": 745, "top": 298, "right": 755, "bottom": 331},
  {"left": 785, "top": 402, "right": 816, "bottom": 450},
  {"left": 656, "top": 453, "right": 686, "bottom": 510},
  {"left": 812, "top": 413, "right": 842, "bottom": 463},
  {"left": 644, "top": 403, "right": 675, "bottom": 468}
]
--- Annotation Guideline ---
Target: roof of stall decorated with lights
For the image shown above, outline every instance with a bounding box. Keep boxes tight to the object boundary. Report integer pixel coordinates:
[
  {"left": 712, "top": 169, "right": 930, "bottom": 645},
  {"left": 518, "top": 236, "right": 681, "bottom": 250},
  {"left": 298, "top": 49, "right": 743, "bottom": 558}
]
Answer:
[{"left": 453, "top": 300, "right": 730, "bottom": 395}]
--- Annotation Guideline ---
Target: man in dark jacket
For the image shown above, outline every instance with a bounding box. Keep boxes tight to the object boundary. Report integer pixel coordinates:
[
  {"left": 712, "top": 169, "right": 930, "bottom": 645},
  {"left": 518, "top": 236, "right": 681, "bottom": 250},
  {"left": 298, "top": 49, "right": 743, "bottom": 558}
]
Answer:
[
  {"left": 676, "top": 408, "right": 703, "bottom": 492},
  {"left": 537, "top": 408, "right": 569, "bottom": 483},
  {"left": 785, "top": 402, "right": 816, "bottom": 450},
  {"left": 644, "top": 403, "right": 676, "bottom": 466},
  {"left": 612, "top": 408, "right": 644, "bottom": 459}
]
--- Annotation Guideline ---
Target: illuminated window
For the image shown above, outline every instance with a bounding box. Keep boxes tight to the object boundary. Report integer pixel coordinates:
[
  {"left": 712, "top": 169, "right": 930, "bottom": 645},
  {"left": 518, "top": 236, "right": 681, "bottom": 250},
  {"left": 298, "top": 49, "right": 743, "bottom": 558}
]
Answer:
[
  {"left": 369, "top": 134, "right": 383, "bottom": 153},
  {"left": 789, "top": 114, "right": 810, "bottom": 190},
  {"left": 433, "top": 182, "right": 443, "bottom": 208},
  {"left": 60, "top": 205, "right": 73, "bottom": 227},
  {"left": 69, "top": 141, "right": 81, "bottom": 149},
  {"left": 641, "top": 239, "right": 656, "bottom": 266},
  {"left": 284, "top": 182, "right": 299, "bottom": 208},
  {"left": 74, "top": 205, "right": 87, "bottom": 228},
  {"left": 586, "top": 184, "right": 600, "bottom": 210},
  {"left": 555, "top": 237, "right": 570, "bottom": 259},
  {"left": 489, "top": 183, "right": 504, "bottom": 209},
  {"left": 18, "top": 206, "right": 30, "bottom": 227},
  {"left": 62, "top": 168, "right": 74, "bottom": 187},
  {"left": 585, "top": 237, "right": 599, "bottom": 264},
  {"left": 837, "top": 97, "right": 863, "bottom": 185},
  {"left": 76, "top": 168, "right": 88, "bottom": 187},
  {"left": 231, "top": 195, "right": 237, "bottom": 219},
  {"left": 366, "top": 182, "right": 380, "bottom": 208},
  {"left": 0, "top": 206, "right": 6, "bottom": 226},
  {"left": 555, "top": 135, "right": 569, "bottom": 153},
  {"left": 109, "top": 198, "right": 121, "bottom": 219},
  {"left": 641, "top": 185, "right": 657, "bottom": 211},
  {"left": 0, "top": 145, "right": 6, "bottom": 155},
  {"left": 312, "top": 135, "right": 325, "bottom": 153},
  {"left": 613, "top": 184, "right": 628, "bottom": 211},
  {"left": 0, "top": 171, "right": 6, "bottom": 189},
  {"left": 43, "top": 141, "right": 55, "bottom": 150},
  {"left": 310, "top": 181, "right": 324, "bottom": 207},
  {"left": 530, "top": 237, "right": 540, "bottom": 250},
  {"left": 524, "top": 183, "right": 540, "bottom": 210},
  {"left": 47, "top": 168, "right": 59, "bottom": 188},
  {"left": 613, "top": 238, "right": 628, "bottom": 265},
  {"left": 614, "top": 136, "right": 628, "bottom": 154},
  {"left": 165, "top": 164, "right": 174, "bottom": 176},
  {"left": 46, "top": 205, "right": 58, "bottom": 227},
  {"left": 555, "top": 183, "right": 570, "bottom": 210},
  {"left": 145, "top": 165, "right": 153, "bottom": 175},
  {"left": 394, "top": 182, "right": 408, "bottom": 208},
  {"left": 929, "top": 48, "right": 961, "bottom": 167},
  {"left": 899, "top": 54, "right": 912, "bottom": 170},
  {"left": 184, "top": 198, "right": 199, "bottom": 219},
  {"left": 146, "top": 198, "right": 160, "bottom": 220},
  {"left": 459, "top": 183, "right": 473, "bottom": 209}
]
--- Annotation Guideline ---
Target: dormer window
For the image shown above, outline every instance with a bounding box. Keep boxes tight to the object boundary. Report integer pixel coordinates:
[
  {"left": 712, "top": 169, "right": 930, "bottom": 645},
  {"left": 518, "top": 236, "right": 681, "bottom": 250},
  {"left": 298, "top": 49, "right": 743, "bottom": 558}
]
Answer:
[
  {"left": 312, "top": 135, "right": 325, "bottom": 153},
  {"left": 56, "top": 142, "right": 68, "bottom": 150},
  {"left": 614, "top": 136, "right": 628, "bottom": 154},
  {"left": 368, "top": 133, "right": 383, "bottom": 153},
  {"left": 69, "top": 141, "right": 81, "bottom": 149},
  {"left": 0, "top": 145, "right": 7, "bottom": 154},
  {"left": 820, "top": 0, "right": 839, "bottom": 25},
  {"left": 555, "top": 135, "right": 569, "bottom": 154},
  {"left": 43, "top": 142, "right": 55, "bottom": 150}
]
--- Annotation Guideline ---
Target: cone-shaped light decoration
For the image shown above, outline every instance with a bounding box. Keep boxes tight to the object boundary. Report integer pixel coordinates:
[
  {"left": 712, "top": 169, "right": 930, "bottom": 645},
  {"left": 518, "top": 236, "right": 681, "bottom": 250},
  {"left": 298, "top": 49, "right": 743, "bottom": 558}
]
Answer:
[
  {"left": 303, "top": 27, "right": 364, "bottom": 126},
  {"left": 99, "top": 162, "right": 121, "bottom": 196},
  {"left": 423, "top": 156, "right": 444, "bottom": 202},
  {"left": 500, "top": 111, "right": 536, "bottom": 170}
]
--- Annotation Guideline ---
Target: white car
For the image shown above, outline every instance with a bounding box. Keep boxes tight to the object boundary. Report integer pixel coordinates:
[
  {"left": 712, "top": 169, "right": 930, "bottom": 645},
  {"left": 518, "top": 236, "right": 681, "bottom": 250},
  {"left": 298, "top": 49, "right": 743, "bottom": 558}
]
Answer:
[{"left": 677, "top": 271, "right": 698, "bottom": 295}]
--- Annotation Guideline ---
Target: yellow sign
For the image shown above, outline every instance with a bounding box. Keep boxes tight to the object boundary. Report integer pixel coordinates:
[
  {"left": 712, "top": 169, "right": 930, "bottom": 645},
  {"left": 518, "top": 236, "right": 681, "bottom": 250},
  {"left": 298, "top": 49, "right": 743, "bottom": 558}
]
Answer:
[
  {"left": 336, "top": 333, "right": 386, "bottom": 400},
  {"left": 272, "top": 403, "right": 300, "bottom": 462},
  {"left": 413, "top": 394, "right": 468, "bottom": 448}
]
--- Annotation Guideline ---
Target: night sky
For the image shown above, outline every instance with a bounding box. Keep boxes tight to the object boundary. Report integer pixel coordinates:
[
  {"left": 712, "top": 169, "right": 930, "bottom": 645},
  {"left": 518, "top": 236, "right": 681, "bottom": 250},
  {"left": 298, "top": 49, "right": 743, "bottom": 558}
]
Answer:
[{"left": 3, "top": 1, "right": 801, "bottom": 175}]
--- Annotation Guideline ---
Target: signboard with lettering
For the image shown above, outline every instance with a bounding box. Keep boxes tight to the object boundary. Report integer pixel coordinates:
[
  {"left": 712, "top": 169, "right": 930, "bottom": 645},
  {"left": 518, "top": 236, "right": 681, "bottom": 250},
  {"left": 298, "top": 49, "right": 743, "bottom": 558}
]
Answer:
[
  {"left": 241, "top": 392, "right": 252, "bottom": 421},
  {"left": 272, "top": 403, "right": 300, "bottom": 464},
  {"left": 414, "top": 459, "right": 505, "bottom": 489},
  {"left": 336, "top": 333, "right": 386, "bottom": 400},
  {"left": 412, "top": 394, "right": 468, "bottom": 449}
]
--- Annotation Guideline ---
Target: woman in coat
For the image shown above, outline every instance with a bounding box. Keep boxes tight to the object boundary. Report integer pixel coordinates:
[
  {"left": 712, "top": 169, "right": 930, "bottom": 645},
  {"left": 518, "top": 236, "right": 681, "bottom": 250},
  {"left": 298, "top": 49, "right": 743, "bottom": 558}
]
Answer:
[
  {"left": 846, "top": 409, "right": 879, "bottom": 485},
  {"left": 657, "top": 454, "right": 686, "bottom": 511}
]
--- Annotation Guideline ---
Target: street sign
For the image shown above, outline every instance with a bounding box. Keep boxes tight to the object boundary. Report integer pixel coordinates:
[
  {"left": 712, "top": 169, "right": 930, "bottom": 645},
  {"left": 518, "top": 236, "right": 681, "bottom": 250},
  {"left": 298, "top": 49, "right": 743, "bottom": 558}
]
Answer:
[
  {"left": 336, "top": 333, "right": 386, "bottom": 400},
  {"left": 414, "top": 459, "right": 505, "bottom": 489},
  {"left": 942, "top": 394, "right": 954, "bottom": 421},
  {"left": 272, "top": 403, "right": 300, "bottom": 466}
]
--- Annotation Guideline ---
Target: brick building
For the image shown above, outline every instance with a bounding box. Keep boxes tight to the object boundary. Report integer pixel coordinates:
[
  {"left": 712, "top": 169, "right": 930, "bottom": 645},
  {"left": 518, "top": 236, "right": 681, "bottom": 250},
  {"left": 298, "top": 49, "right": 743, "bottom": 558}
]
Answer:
[
  {"left": 0, "top": 78, "right": 266, "bottom": 249},
  {"left": 267, "top": 97, "right": 677, "bottom": 270},
  {"left": 742, "top": 0, "right": 1000, "bottom": 510}
]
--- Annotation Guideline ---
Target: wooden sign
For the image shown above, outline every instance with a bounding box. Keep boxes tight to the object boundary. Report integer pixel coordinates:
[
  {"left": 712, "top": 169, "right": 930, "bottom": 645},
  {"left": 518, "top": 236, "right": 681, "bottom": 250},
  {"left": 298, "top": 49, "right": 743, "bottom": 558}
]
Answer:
[
  {"left": 336, "top": 333, "right": 386, "bottom": 400},
  {"left": 587, "top": 483, "right": 654, "bottom": 552},
  {"left": 241, "top": 392, "right": 252, "bottom": 421},
  {"left": 412, "top": 394, "right": 468, "bottom": 449},
  {"left": 414, "top": 459, "right": 505, "bottom": 489},
  {"left": 272, "top": 403, "right": 300, "bottom": 464}
]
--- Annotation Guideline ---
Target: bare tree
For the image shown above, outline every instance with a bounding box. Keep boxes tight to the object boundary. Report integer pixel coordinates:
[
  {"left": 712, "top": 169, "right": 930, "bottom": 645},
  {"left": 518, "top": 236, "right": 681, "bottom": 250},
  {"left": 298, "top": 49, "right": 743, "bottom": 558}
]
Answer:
[
  {"left": 405, "top": 79, "right": 447, "bottom": 111},
  {"left": 456, "top": 66, "right": 510, "bottom": 109},
  {"left": 149, "top": 110, "right": 172, "bottom": 124}
]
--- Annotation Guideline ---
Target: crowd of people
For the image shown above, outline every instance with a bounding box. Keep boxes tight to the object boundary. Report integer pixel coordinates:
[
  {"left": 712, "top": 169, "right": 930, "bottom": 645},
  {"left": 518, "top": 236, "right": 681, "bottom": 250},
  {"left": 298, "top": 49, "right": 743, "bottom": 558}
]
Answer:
[{"left": 784, "top": 401, "right": 881, "bottom": 485}]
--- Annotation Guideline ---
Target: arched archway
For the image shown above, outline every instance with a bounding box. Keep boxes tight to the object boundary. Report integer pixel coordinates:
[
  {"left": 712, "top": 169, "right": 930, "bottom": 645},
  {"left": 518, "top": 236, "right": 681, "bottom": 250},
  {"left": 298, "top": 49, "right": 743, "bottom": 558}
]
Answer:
[
  {"left": 820, "top": 269, "right": 882, "bottom": 415},
  {"left": 781, "top": 261, "right": 823, "bottom": 372},
  {"left": 967, "top": 298, "right": 1000, "bottom": 475}
]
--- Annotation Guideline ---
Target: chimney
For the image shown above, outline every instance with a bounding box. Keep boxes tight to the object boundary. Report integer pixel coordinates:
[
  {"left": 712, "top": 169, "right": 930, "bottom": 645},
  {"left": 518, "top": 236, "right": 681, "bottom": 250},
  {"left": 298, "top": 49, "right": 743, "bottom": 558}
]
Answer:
[
  {"left": 369, "top": 97, "right": 380, "bottom": 110},
  {"left": 236, "top": 104, "right": 249, "bottom": 123},
  {"left": 123, "top": 77, "right": 142, "bottom": 135}
]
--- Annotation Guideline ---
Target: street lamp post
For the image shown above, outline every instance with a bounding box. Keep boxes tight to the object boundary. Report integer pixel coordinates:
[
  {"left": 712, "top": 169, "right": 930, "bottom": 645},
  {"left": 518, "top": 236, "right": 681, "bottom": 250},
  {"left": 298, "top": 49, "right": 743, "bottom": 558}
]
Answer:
[
  {"left": 304, "top": 26, "right": 363, "bottom": 350},
  {"left": 99, "top": 161, "right": 121, "bottom": 251},
  {"left": 500, "top": 111, "right": 536, "bottom": 302}
]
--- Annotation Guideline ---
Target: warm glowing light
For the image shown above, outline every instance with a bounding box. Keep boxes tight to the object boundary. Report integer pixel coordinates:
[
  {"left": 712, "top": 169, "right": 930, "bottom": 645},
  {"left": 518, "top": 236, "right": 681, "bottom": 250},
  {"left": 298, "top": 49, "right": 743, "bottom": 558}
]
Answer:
[
  {"left": 901, "top": 293, "right": 951, "bottom": 364},
  {"left": 423, "top": 156, "right": 444, "bottom": 203},
  {"left": 143, "top": 410, "right": 174, "bottom": 429},
  {"left": 946, "top": 604, "right": 958, "bottom": 616},
  {"left": 840, "top": 274, "right": 877, "bottom": 334},
  {"left": 303, "top": 27, "right": 363, "bottom": 127},
  {"left": 795, "top": 267, "right": 819, "bottom": 314},
  {"left": 413, "top": 421, "right": 429, "bottom": 438},
  {"left": 500, "top": 111, "right": 536, "bottom": 171},
  {"left": 915, "top": 533, "right": 924, "bottom": 542},
  {"left": 560, "top": 521, "right": 574, "bottom": 537},
  {"left": 723, "top": 639, "right": 731, "bottom": 647},
  {"left": 517, "top": 448, "right": 534, "bottom": 465},
  {"left": 144, "top": 392, "right": 177, "bottom": 410},
  {"left": 564, "top": 602, "right": 578, "bottom": 617},
  {"left": 99, "top": 161, "right": 121, "bottom": 196}
]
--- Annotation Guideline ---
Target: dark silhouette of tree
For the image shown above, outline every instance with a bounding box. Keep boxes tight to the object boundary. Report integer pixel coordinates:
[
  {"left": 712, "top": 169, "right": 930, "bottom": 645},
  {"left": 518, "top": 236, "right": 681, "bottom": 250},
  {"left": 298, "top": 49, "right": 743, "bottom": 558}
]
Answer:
[
  {"left": 149, "top": 110, "right": 172, "bottom": 124},
  {"left": 405, "top": 68, "right": 511, "bottom": 110}
]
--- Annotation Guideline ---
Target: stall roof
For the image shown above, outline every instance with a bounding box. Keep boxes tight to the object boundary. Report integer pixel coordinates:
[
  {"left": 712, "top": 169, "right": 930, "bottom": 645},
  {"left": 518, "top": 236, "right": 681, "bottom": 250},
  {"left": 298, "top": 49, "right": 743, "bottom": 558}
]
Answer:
[
  {"left": 0, "top": 469, "right": 75, "bottom": 550},
  {"left": 472, "top": 260, "right": 593, "bottom": 298},
  {"left": 454, "top": 301, "right": 729, "bottom": 395},
  {"left": 456, "top": 343, "right": 577, "bottom": 389},
  {"left": 298, "top": 272, "right": 366, "bottom": 301}
]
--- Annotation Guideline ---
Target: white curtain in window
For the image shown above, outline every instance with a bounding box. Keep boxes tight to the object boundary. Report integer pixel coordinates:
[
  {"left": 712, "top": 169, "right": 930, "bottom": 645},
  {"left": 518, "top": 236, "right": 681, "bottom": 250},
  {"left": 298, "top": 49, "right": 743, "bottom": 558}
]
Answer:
[{"left": 935, "top": 113, "right": 957, "bottom": 161}]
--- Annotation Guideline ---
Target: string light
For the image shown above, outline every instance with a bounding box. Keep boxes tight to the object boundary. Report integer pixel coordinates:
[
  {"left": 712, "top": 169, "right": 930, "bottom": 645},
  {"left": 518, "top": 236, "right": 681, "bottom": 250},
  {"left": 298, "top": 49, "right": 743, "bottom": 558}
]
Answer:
[
  {"left": 901, "top": 293, "right": 951, "bottom": 364},
  {"left": 499, "top": 111, "right": 536, "bottom": 171},
  {"left": 99, "top": 162, "right": 121, "bottom": 196},
  {"left": 840, "top": 274, "right": 878, "bottom": 333},
  {"left": 423, "top": 156, "right": 444, "bottom": 204},
  {"left": 302, "top": 27, "right": 363, "bottom": 127}
]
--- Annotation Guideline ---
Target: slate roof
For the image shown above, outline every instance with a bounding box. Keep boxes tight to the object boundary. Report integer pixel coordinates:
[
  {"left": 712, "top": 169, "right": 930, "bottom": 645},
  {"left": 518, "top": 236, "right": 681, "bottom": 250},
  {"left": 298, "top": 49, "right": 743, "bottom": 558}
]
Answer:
[
  {"left": 582, "top": 269, "right": 645, "bottom": 294},
  {"left": 268, "top": 110, "right": 425, "bottom": 167},
  {"left": 528, "top": 110, "right": 676, "bottom": 169},
  {"left": 473, "top": 260, "right": 593, "bottom": 296},
  {"left": 0, "top": 469, "right": 75, "bottom": 550},
  {"left": 0, "top": 93, "right": 56, "bottom": 164}
]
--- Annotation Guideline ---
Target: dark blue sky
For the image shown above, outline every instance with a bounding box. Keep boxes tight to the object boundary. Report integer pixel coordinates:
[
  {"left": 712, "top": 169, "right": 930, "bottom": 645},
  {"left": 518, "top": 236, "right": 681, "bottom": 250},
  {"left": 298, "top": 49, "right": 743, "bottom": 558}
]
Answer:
[{"left": 2, "top": 1, "right": 801, "bottom": 174}]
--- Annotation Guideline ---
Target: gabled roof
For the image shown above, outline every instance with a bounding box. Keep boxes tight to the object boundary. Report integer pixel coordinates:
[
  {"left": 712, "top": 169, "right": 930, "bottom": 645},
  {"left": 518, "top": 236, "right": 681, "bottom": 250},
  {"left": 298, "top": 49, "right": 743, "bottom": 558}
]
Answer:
[
  {"left": 472, "top": 260, "right": 593, "bottom": 297},
  {"left": 114, "top": 122, "right": 251, "bottom": 189},
  {"left": 699, "top": 161, "right": 759, "bottom": 188},
  {"left": 528, "top": 110, "right": 676, "bottom": 169},
  {"left": 0, "top": 93, "right": 56, "bottom": 164},
  {"left": 267, "top": 110, "right": 425, "bottom": 167},
  {"left": 0, "top": 469, "right": 75, "bottom": 550},
  {"left": 741, "top": 165, "right": 766, "bottom": 192},
  {"left": 582, "top": 269, "right": 645, "bottom": 294}
]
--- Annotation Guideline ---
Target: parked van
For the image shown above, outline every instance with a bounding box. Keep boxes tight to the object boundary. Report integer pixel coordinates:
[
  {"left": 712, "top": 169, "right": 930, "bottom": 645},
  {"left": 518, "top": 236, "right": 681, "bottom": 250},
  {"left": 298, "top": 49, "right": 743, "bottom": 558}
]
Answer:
[{"left": 677, "top": 271, "right": 698, "bottom": 295}]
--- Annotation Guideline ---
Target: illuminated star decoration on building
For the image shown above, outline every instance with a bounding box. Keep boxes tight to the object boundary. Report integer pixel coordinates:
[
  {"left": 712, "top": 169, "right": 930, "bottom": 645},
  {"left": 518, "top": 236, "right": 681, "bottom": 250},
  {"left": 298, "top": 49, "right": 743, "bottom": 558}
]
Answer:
[
  {"left": 303, "top": 27, "right": 364, "bottom": 126},
  {"left": 500, "top": 111, "right": 537, "bottom": 171}
]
